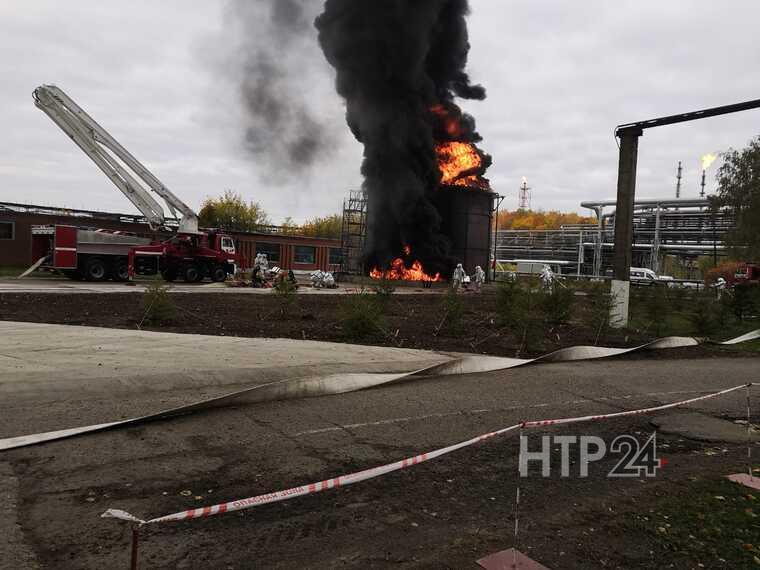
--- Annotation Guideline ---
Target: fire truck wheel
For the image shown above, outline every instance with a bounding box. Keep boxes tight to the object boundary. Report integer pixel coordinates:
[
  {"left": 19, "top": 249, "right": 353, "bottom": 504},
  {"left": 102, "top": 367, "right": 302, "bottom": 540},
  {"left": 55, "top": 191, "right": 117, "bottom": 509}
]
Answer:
[
  {"left": 161, "top": 268, "right": 177, "bottom": 282},
  {"left": 84, "top": 257, "right": 108, "bottom": 282},
  {"left": 211, "top": 266, "right": 227, "bottom": 282},
  {"left": 183, "top": 264, "right": 201, "bottom": 283},
  {"left": 113, "top": 261, "right": 129, "bottom": 282}
]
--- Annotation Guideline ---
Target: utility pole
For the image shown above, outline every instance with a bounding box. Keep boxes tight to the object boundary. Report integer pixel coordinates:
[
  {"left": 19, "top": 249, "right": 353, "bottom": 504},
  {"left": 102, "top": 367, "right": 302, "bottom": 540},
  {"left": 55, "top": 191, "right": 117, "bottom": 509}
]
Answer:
[
  {"left": 610, "top": 96, "right": 760, "bottom": 328},
  {"left": 610, "top": 127, "right": 641, "bottom": 327}
]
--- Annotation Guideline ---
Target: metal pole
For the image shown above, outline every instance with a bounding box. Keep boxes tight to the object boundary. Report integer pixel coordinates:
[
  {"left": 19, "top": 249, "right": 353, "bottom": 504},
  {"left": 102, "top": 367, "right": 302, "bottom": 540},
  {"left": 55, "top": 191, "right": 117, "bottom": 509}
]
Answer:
[
  {"left": 130, "top": 527, "right": 139, "bottom": 570},
  {"left": 610, "top": 128, "right": 642, "bottom": 327},
  {"left": 713, "top": 211, "right": 718, "bottom": 268},
  {"left": 491, "top": 194, "right": 503, "bottom": 282},
  {"left": 747, "top": 384, "right": 753, "bottom": 480},
  {"left": 513, "top": 425, "right": 523, "bottom": 568},
  {"left": 652, "top": 204, "right": 661, "bottom": 274}
]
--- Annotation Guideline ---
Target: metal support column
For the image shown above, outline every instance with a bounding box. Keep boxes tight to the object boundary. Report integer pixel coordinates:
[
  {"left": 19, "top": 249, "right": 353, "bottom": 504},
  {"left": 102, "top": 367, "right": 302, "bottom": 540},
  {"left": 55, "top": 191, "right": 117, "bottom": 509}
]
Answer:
[{"left": 651, "top": 204, "right": 661, "bottom": 274}]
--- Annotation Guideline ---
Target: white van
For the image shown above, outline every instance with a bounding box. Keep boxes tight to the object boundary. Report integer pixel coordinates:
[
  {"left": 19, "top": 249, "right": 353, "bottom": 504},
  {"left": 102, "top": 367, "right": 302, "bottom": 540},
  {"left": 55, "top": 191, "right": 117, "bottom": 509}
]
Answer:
[{"left": 630, "top": 267, "right": 659, "bottom": 286}]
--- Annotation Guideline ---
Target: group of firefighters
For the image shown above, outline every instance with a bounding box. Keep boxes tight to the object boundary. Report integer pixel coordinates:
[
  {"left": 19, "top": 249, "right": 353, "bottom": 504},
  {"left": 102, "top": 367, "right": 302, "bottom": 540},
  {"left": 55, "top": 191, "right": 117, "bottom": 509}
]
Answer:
[
  {"left": 450, "top": 263, "right": 487, "bottom": 293},
  {"left": 250, "top": 253, "right": 338, "bottom": 289},
  {"left": 250, "top": 253, "right": 492, "bottom": 292}
]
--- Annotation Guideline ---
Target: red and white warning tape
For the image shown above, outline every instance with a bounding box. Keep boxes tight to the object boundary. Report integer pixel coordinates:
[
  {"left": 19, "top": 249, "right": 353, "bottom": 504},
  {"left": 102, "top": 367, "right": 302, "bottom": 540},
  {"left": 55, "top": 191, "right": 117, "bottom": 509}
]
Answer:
[{"left": 103, "top": 382, "right": 751, "bottom": 526}]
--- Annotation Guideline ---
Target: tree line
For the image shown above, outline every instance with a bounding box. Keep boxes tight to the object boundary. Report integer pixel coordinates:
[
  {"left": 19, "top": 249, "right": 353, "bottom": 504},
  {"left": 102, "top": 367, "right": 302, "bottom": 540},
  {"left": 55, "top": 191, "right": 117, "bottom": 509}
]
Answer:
[{"left": 198, "top": 190, "right": 342, "bottom": 239}]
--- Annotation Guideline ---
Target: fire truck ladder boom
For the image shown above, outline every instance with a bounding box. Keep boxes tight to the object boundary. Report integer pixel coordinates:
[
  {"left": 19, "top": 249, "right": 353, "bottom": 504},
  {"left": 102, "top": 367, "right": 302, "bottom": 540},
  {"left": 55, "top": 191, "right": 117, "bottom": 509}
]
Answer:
[{"left": 33, "top": 84, "right": 199, "bottom": 234}]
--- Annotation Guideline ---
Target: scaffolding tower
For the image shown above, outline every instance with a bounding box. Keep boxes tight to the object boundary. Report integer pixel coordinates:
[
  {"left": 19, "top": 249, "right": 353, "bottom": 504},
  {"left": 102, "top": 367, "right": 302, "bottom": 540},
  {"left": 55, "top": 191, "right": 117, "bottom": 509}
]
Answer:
[{"left": 340, "top": 190, "right": 368, "bottom": 275}]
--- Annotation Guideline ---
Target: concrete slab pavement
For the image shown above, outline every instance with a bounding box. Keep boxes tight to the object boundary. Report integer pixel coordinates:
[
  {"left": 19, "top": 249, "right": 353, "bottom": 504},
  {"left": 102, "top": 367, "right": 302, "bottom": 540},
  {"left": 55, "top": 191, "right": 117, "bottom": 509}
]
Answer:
[{"left": 0, "top": 321, "right": 449, "bottom": 402}]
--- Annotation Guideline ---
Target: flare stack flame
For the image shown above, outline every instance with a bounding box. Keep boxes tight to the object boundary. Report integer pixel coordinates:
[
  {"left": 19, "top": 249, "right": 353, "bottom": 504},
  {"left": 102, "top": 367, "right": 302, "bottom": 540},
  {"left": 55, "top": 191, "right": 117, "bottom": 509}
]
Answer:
[{"left": 701, "top": 153, "right": 718, "bottom": 171}]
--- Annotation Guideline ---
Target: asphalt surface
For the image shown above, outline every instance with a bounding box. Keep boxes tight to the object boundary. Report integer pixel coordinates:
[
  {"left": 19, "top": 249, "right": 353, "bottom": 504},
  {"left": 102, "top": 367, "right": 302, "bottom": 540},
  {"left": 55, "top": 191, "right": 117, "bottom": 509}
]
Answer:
[{"left": 1, "top": 327, "right": 758, "bottom": 568}]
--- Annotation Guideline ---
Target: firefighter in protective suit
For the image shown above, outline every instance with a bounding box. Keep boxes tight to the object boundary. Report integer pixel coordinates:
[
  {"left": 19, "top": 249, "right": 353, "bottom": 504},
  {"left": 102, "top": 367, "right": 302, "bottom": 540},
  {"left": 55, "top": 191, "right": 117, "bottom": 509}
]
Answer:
[
  {"left": 452, "top": 263, "right": 466, "bottom": 292},
  {"left": 473, "top": 265, "right": 486, "bottom": 292}
]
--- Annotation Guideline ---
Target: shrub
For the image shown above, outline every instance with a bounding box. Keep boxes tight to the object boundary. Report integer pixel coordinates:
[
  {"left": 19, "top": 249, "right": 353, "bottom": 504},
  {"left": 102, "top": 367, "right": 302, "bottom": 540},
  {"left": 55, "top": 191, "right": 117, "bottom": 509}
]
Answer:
[
  {"left": 496, "top": 278, "right": 544, "bottom": 353},
  {"left": 585, "top": 281, "right": 616, "bottom": 344},
  {"left": 729, "top": 284, "right": 760, "bottom": 321},
  {"left": 339, "top": 291, "right": 385, "bottom": 339},
  {"left": 439, "top": 287, "right": 464, "bottom": 334},
  {"left": 541, "top": 283, "right": 574, "bottom": 324},
  {"left": 689, "top": 291, "right": 716, "bottom": 335},
  {"left": 644, "top": 284, "right": 671, "bottom": 336},
  {"left": 272, "top": 274, "right": 298, "bottom": 314},
  {"left": 495, "top": 280, "right": 524, "bottom": 327},
  {"left": 141, "top": 280, "right": 175, "bottom": 325},
  {"left": 373, "top": 278, "right": 395, "bottom": 306}
]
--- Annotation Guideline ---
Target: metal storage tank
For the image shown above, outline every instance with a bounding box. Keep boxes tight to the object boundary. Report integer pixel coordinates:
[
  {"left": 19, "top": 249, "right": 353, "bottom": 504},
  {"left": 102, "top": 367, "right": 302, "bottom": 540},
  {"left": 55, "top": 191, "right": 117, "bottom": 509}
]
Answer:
[{"left": 432, "top": 186, "right": 496, "bottom": 275}]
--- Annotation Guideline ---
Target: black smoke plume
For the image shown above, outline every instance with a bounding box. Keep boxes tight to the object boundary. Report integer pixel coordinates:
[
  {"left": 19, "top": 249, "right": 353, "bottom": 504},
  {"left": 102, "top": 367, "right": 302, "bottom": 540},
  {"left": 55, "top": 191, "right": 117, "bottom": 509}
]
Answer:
[
  {"left": 316, "top": 0, "right": 488, "bottom": 277},
  {"left": 230, "top": 0, "right": 336, "bottom": 177}
]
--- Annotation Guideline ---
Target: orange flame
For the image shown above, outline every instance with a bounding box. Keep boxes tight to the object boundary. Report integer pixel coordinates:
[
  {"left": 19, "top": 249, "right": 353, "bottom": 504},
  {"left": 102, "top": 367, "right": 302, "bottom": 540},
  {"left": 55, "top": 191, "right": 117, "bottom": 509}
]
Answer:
[
  {"left": 370, "top": 257, "right": 442, "bottom": 282},
  {"left": 436, "top": 141, "right": 486, "bottom": 187}
]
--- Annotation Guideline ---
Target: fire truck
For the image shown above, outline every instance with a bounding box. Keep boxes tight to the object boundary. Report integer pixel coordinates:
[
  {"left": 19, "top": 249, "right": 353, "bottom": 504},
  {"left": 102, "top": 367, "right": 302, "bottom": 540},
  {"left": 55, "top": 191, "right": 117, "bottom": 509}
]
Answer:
[
  {"left": 31, "top": 85, "right": 246, "bottom": 282},
  {"left": 735, "top": 263, "right": 760, "bottom": 287}
]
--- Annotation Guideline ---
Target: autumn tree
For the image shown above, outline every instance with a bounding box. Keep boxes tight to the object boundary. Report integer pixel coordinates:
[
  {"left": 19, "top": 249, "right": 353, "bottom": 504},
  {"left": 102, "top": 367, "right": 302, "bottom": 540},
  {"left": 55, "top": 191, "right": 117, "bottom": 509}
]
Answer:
[
  {"left": 712, "top": 136, "right": 760, "bottom": 260},
  {"left": 301, "top": 214, "right": 342, "bottom": 239},
  {"left": 497, "top": 209, "right": 594, "bottom": 230},
  {"left": 280, "top": 216, "right": 300, "bottom": 234},
  {"left": 198, "top": 190, "right": 270, "bottom": 232}
]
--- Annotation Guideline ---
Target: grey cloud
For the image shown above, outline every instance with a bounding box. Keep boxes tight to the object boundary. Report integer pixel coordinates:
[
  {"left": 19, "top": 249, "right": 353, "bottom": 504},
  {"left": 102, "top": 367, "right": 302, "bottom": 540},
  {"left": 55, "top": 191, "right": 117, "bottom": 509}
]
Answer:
[{"left": 1, "top": 1, "right": 759, "bottom": 222}]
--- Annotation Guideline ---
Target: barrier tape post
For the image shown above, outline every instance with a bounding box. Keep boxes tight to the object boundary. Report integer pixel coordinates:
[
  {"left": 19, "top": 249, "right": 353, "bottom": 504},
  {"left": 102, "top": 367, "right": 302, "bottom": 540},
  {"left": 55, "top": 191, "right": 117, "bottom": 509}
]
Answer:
[
  {"left": 130, "top": 526, "right": 139, "bottom": 570},
  {"left": 513, "top": 423, "right": 524, "bottom": 569},
  {"left": 747, "top": 383, "right": 753, "bottom": 479}
]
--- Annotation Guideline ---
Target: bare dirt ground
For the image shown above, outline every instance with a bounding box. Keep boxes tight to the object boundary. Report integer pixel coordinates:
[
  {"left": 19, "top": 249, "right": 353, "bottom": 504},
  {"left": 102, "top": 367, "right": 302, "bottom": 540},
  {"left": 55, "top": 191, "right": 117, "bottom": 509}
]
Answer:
[{"left": 1, "top": 289, "right": 758, "bottom": 360}]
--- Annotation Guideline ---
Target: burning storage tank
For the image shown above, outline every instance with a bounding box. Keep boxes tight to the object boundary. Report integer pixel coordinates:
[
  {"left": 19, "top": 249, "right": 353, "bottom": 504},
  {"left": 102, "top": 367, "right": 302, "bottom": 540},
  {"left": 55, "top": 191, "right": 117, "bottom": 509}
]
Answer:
[
  {"left": 432, "top": 185, "right": 495, "bottom": 278},
  {"left": 318, "top": 0, "right": 495, "bottom": 281}
]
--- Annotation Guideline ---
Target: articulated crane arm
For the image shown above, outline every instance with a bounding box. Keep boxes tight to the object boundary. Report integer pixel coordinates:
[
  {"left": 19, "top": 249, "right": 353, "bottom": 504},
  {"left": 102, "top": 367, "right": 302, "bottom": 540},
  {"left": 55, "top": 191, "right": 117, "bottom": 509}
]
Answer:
[{"left": 33, "top": 85, "right": 199, "bottom": 234}]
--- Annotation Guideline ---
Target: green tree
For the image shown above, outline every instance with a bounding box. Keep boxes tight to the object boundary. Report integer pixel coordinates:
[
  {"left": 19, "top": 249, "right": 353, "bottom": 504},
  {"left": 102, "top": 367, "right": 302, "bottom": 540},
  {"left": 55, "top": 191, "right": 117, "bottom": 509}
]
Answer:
[
  {"left": 198, "top": 190, "right": 270, "bottom": 232},
  {"left": 712, "top": 136, "right": 760, "bottom": 260}
]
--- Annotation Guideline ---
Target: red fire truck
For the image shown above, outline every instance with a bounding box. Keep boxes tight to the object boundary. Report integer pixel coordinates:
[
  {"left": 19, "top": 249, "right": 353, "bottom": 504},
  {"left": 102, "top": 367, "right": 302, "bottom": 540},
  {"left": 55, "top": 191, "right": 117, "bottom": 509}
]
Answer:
[
  {"left": 735, "top": 263, "right": 760, "bottom": 287},
  {"left": 32, "top": 85, "right": 246, "bottom": 282},
  {"left": 32, "top": 225, "right": 243, "bottom": 282}
]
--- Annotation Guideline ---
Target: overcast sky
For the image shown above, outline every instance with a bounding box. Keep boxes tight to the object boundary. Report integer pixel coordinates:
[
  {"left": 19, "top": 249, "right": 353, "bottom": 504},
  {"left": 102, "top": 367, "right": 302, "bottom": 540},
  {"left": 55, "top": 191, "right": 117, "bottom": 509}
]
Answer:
[{"left": 2, "top": 1, "right": 760, "bottom": 223}]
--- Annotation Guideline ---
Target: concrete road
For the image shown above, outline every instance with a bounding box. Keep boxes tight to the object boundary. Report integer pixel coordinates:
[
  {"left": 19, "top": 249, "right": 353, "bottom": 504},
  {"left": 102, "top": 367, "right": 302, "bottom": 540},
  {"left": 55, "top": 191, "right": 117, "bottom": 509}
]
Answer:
[
  {"left": 0, "top": 277, "right": 441, "bottom": 295},
  {"left": 1, "top": 322, "right": 758, "bottom": 568}
]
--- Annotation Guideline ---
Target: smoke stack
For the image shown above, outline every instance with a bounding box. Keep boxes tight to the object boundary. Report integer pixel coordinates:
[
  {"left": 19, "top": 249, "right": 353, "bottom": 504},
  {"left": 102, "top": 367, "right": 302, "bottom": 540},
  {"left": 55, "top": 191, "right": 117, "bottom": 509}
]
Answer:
[
  {"left": 676, "top": 161, "right": 682, "bottom": 199},
  {"left": 700, "top": 169, "right": 706, "bottom": 198},
  {"left": 316, "top": 0, "right": 489, "bottom": 277}
]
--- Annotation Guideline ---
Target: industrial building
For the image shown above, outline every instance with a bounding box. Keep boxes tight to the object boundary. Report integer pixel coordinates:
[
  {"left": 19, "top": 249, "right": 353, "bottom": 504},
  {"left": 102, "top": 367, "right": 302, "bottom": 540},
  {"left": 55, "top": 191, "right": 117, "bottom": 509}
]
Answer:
[
  {"left": 0, "top": 201, "right": 342, "bottom": 272},
  {"left": 495, "top": 197, "right": 735, "bottom": 278}
]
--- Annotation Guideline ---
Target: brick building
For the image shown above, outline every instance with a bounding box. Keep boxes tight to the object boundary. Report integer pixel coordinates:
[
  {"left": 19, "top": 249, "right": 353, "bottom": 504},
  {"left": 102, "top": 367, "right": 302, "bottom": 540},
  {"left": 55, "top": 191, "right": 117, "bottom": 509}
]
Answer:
[{"left": 0, "top": 202, "right": 342, "bottom": 272}]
